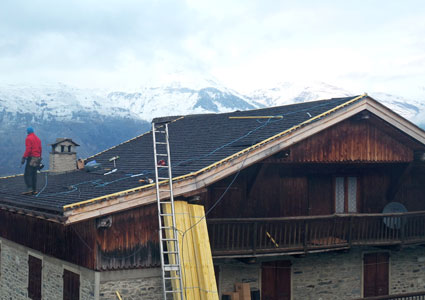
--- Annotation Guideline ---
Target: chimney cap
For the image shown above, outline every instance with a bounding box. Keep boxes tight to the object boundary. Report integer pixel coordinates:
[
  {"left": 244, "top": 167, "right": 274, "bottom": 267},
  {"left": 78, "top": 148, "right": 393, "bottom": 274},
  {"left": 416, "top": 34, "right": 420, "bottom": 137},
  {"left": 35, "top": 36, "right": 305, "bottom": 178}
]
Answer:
[{"left": 49, "top": 138, "right": 80, "bottom": 147}]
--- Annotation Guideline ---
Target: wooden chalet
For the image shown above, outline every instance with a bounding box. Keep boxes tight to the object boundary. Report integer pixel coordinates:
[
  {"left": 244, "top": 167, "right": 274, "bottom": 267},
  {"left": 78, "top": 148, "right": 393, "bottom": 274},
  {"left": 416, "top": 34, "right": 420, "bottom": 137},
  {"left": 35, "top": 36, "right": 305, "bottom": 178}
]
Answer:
[{"left": 0, "top": 94, "right": 425, "bottom": 299}]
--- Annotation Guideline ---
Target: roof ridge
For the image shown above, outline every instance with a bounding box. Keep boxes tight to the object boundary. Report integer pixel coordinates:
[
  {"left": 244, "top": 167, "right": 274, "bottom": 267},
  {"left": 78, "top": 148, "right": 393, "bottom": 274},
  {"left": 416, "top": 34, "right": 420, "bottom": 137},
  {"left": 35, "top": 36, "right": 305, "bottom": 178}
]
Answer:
[{"left": 62, "top": 94, "right": 367, "bottom": 211}]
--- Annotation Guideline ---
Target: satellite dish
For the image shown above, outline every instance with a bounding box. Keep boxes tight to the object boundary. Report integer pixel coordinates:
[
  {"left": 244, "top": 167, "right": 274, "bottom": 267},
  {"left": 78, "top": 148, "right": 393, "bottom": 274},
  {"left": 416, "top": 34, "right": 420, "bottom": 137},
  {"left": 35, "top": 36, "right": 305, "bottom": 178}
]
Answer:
[{"left": 382, "top": 202, "right": 407, "bottom": 230}]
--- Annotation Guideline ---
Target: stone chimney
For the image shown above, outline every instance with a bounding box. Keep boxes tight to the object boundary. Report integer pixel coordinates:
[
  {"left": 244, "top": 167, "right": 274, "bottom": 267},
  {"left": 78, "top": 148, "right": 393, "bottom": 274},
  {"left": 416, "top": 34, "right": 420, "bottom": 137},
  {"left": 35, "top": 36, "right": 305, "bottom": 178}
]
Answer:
[{"left": 49, "top": 138, "right": 80, "bottom": 173}]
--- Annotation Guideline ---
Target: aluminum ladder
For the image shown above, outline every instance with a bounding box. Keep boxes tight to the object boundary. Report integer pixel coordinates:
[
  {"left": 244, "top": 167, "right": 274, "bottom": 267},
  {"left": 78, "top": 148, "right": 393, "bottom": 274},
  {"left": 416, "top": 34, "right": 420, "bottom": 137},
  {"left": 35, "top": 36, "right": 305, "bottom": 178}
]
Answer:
[{"left": 152, "top": 121, "right": 184, "bottom": 300}]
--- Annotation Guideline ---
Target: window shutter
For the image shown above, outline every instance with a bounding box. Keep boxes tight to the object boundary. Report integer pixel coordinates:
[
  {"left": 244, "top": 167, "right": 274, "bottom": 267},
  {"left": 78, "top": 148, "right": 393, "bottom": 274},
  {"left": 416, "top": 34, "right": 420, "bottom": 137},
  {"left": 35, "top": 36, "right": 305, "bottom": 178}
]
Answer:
[
  {"left": 63, "top": 269, "right": 80, "bottom": 300},
  {"left": 28, "top": 255, "right": 42, "bottom": 300}
]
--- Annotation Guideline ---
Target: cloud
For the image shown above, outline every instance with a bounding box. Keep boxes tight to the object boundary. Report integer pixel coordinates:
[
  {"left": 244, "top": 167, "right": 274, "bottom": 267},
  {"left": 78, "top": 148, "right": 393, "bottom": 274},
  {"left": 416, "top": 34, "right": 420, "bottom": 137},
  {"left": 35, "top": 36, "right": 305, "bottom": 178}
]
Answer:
[{"left": 0, "top": 0, "right": 424, "bottom": 100}]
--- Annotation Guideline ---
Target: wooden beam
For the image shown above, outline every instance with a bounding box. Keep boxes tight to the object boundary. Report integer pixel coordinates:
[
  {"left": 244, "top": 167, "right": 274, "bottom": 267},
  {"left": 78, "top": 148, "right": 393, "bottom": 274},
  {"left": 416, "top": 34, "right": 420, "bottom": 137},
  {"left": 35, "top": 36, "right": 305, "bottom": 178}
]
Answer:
[{"left": 181, "top": 188, "right": 208, "bottom": 199}]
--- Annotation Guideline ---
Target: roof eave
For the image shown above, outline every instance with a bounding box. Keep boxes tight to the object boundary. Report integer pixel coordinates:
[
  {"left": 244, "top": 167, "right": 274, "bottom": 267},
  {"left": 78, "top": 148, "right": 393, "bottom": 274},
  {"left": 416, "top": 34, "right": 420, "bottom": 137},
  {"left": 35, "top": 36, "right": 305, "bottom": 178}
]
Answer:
[{"left": 63, "top": 95, "right": 374, "bottom": 224}]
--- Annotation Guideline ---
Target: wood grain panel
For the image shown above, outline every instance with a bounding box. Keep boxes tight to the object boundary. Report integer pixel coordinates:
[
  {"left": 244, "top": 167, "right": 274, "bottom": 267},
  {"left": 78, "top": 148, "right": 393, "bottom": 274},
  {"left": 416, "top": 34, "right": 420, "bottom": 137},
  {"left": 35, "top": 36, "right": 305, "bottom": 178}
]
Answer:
[
  {"left": 95, "top": 203, "right": 160, "bottom": 270},
  {"left": 268, "top": 119, "right": 414, "bottom": 163},
  {"left": 0, "top": 210, "right": 96, "bottom": 269}
]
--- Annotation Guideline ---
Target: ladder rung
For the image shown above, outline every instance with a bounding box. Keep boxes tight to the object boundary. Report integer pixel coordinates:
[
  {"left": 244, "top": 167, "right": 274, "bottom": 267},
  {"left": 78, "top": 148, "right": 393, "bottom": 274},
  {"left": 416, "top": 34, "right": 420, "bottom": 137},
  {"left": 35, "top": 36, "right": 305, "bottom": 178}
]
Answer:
[
  {"left": 160, "top": 226, "right": 174, "bottom": 229},
  {"left": 156, "top": 154, "right": 168, "bottom": 156},
  {"left": 155, "top": 130, "right": 166, "bottom": 133},
  {"left": 160, "top": 213, "right": 173, "bottom": 216},
  {"left": 165, "top": 288, "right": 181, "bottom": 293},
  {"left": 156, "top": 142, "right": 167, "bottom": 145},
  {"left": 163, "top": 251, "right": 179, "bottom": 254},
  {"left": 157, "top": 165, "right": 169, "bottom": 168},
  {"left": 165, "top": 276, "right": 181, "bottom": 280},
  {"left": 164, "top": 265, "right": 180, "bottom": 271},
  {"left": 162, "top": 238, "right": 178, "bottom": 241},
  {"left": 158, "top": 177, "right": 169, "bottom": 180}
]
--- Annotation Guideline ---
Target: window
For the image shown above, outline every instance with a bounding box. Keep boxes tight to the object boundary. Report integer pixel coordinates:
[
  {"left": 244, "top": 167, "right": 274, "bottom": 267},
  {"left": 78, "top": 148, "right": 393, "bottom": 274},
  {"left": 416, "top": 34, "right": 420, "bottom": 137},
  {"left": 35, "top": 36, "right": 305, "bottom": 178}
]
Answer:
[
  {"left": 61, "top": 145, "right": 65, "bottom": 152},
  {"left": 28, "top": 255, "right": 42, "bottom": 300},
  {"left": 63, "top": 269, "right": 80, "bottom": 300},
  {"left": 335, "top": 176, "right": 358, "bottom": 213},
  {"left": 364, "top": 252, "right": 389, "bottom": 297},
  {"left": 68, "top": 145, "right": 72, "bottom": 152}
]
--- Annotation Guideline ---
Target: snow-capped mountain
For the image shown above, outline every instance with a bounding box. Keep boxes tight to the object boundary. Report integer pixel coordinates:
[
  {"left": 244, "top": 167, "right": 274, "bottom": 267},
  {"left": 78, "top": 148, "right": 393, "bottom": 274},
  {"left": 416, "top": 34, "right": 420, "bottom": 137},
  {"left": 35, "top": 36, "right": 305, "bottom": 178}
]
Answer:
[
  {"left": 0, "top": 81, "right": 424, "bottom": 176},
  {"left": 250, "top": 82, "right": 354, "bottom": 107},
  {"left": 249, "top": 82, "right": 425, "bottom": 122},
  {"left": 0, "top": 82, "right": 258, "bottom": 122},
  {"left": 1, "top": 82, "right": 423, "bottom": 123}
]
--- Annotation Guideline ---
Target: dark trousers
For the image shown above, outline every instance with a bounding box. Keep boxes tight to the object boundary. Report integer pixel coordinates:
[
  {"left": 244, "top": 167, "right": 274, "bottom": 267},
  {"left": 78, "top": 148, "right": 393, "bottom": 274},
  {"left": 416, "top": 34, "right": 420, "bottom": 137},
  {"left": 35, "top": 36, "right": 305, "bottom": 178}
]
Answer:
[{"left": 24, "top": 159, "right": 38, "bottom": 191}]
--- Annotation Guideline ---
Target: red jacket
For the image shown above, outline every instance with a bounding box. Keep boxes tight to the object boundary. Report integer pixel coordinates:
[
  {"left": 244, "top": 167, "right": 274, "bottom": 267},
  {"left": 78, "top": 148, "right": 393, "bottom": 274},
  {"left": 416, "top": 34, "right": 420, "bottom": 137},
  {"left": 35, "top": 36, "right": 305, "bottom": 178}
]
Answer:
[{"left": 23, "top": 133, "right": 42, "bottom": 158}]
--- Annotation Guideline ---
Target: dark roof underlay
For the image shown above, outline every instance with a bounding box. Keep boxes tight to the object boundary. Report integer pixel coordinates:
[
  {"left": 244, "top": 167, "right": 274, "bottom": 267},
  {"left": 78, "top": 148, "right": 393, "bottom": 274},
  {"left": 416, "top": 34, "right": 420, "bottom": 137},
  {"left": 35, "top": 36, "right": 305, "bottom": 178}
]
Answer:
[{"left": 0, "top": 96, "right": 363, "bottom": 218}]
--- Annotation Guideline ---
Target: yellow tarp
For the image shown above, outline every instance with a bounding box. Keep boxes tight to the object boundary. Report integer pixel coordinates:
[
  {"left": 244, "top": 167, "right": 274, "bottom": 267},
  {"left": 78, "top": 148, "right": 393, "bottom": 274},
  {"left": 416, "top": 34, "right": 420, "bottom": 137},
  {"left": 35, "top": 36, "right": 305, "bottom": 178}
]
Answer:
[{"left": 164, "top": 201, "right": 219, "bottom": 300}]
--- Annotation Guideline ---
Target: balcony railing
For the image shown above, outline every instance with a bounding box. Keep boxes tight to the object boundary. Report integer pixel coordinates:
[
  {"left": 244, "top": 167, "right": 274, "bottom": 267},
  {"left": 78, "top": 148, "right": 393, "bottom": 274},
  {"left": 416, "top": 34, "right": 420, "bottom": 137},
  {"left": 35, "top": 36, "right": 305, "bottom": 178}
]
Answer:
[
  {"left": 355, "top": 291, "right": 425, "bottom": 299},
  {"left": 207, "top": 211, "right": 425, "bottom": 257}
]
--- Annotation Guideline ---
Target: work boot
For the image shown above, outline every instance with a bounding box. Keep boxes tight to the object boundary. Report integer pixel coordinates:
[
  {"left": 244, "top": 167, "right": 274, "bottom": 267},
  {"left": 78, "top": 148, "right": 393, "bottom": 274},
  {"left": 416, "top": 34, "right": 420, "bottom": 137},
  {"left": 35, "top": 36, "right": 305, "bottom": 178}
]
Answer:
[{"left": 22, "top": 187, "right": 33, "bottom": 195}]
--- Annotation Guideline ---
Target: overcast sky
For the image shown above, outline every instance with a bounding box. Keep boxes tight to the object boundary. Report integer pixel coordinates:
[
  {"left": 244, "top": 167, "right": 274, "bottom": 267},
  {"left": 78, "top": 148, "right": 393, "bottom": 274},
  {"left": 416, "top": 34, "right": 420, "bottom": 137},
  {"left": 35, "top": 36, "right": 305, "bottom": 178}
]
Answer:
[{"left": 1, "top": 0, "right": 425, "bottom": 98}]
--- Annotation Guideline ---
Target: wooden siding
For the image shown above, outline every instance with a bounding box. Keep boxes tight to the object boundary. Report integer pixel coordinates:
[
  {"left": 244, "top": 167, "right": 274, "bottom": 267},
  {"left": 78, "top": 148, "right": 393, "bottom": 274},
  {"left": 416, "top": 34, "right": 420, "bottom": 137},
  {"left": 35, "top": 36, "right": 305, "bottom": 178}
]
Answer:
[
  {"left": 95, "top": 203, "right": 160, "bottom": 270},
  {"left": 0, "top": 203, "right": 161, "bottom": 271},
  {"left": 0, "top": 210, "right": 96, "bottom": 269},
  {"left": 203, "top": 163, "right": 425, "bottom": 219},
  {"left": 265, "top": 119, "right": 414, "bottom": 163}
]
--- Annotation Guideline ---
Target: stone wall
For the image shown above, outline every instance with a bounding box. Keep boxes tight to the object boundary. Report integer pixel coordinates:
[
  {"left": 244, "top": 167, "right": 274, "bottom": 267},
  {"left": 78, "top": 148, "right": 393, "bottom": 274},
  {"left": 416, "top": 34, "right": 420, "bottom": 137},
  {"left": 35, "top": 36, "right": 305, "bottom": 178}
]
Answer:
[
  {"left": 49, "top": 152, "right": 77, "bottom": 173},
  {"left": 1, "top": 235, "right": 424, "bottom": 300},
  {"left": 292, "top": 250, "right": 362, "bottom": 300},
  {"left": 390, "top": 247, "right": 425, "bottom": 294},
  {"left": 215, "top": 246, "right": 425, "bottom": 299},
  {"left": 99, "top": 268, "right": 163, "bottom": 300},
  {"left": 0, "top": 238, "right": 96, "bottom": 300},
  {"left": 217, "top": 260, "right": 260, "bottom": 295},
  {"left": 0, "top": 240, "right": 29, "bottom": 299}
]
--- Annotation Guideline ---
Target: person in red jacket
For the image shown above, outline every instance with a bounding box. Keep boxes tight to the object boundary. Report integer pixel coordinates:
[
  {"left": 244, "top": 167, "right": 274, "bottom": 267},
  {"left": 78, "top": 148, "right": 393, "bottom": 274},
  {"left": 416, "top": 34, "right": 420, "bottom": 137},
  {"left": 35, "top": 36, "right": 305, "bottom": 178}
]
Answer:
[{"left": 21, "top": 127, "right": 42, "bottom": 195}]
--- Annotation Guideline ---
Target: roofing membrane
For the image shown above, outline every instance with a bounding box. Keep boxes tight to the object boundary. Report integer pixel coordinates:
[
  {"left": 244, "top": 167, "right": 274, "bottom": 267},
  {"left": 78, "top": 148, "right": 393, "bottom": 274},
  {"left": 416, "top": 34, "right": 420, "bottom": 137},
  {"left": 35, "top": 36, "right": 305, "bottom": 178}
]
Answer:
[{"left": 0, "top": 96, "right": 363, "bottom": 218}]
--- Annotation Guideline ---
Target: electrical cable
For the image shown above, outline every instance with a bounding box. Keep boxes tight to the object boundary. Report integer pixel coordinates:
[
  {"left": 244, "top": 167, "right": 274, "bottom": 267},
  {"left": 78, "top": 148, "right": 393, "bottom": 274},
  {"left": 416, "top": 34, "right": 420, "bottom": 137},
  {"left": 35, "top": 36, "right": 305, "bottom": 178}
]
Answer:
[
  {"left": 35, "top": 100, "right": 340, "bottom": 198},
  {"left": 178, "top": 118, "right": 272, "bottom": 297}
]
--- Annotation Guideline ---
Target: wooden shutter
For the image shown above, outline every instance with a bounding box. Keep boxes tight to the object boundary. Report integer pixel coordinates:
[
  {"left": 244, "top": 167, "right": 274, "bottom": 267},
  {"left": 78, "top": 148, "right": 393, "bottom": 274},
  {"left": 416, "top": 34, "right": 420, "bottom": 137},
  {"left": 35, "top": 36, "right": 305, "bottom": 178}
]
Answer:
[
  {"left": 364, "top": 252, "right": 389, "bottom": 297},
  {"left": 28, "top": 255, "right": 42, "bottom": 300},
  {"left": 63, "top": 269, "right": 80, "bottom": 300},
  {"left": 262, "top": 260, "right": 291, "bottom": 300}
]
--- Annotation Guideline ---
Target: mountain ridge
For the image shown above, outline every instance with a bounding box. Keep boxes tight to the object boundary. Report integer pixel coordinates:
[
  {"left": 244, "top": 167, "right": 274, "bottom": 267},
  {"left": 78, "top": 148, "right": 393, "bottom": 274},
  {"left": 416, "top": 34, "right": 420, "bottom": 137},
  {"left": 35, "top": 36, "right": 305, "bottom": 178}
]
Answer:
[{"left": 0, "top": 81, "right": 424, "bottom": 176}]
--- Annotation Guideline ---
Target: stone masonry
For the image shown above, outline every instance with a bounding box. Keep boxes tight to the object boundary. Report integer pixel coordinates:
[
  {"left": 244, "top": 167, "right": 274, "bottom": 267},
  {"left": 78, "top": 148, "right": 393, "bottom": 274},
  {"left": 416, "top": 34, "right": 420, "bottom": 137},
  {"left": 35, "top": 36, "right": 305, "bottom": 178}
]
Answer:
[
  {"left": 216, "top": 246, "right": 425, "bottom": 299},
  {"left": 99, "top": 268, "right": 163, "bottom": 300},
  {"left": 218, "top": 260, "right": 260, "bottom": 295},
  {"left": 1, "top": 235, "right": 424, "bottom": 299},
  {"left": 390, "top": 247, "right": 425, "bottom": 294},
  {"left": 0, "top": 238, "right": 96, "bottom": 300}
]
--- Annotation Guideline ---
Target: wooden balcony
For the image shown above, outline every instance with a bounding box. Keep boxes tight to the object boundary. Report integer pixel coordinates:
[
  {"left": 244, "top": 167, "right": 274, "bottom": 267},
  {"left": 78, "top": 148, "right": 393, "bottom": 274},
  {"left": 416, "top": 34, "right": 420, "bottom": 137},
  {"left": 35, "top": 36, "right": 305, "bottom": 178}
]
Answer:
[
  {"left": 355, "top": 291, "right": 425, "bottom": 299},
  {"left": 207, "top": 211, "right": 425, "bottom": 257}
]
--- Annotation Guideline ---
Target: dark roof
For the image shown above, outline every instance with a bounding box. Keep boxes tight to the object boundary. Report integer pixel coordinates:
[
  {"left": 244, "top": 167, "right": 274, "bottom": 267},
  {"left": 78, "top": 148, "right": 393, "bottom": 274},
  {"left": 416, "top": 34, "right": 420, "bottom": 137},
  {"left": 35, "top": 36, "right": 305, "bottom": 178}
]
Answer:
[{"left": 0, "top": 96, "right": 364, "bottom": 219}]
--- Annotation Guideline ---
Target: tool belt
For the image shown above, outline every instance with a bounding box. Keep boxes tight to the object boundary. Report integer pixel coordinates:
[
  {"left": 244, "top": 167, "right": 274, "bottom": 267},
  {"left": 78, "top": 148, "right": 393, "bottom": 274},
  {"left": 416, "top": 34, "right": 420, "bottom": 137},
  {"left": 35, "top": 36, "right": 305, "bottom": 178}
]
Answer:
[{"left": 29, "top": 157, "right": 42, "bottom": 167}]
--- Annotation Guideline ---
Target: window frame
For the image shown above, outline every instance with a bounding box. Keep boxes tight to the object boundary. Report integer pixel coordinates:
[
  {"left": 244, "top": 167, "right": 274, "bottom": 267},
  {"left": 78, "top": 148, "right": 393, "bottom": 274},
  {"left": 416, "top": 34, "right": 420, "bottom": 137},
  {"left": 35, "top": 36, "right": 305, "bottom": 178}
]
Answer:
[{"left": 334, "top": 175, "right": 360, "bottom": 213}]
